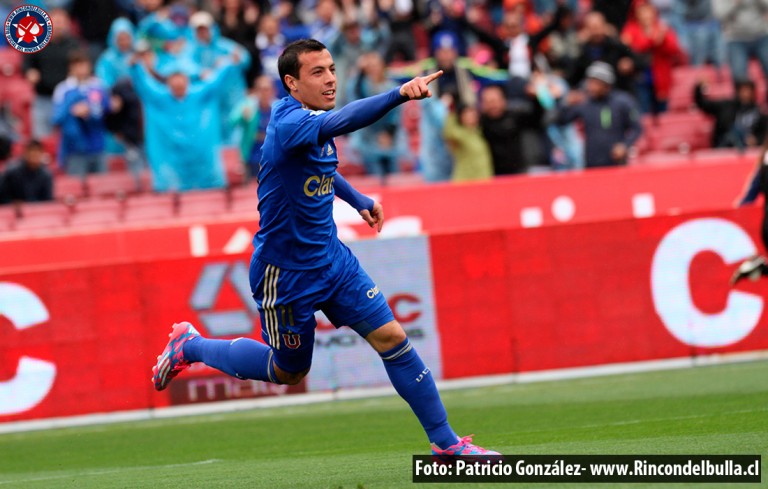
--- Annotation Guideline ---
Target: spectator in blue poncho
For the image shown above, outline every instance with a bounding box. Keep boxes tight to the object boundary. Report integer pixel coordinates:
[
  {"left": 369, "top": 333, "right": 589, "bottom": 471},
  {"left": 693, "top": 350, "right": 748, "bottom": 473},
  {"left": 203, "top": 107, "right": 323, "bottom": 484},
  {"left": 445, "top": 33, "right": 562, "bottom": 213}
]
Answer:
[
  {"left": 136, "top": 4, "right": 190, "bottom": 76},
  {"left": 129, "top": 52, "right": 237, "bottom": 192},
  {"left": 185, "top": 10, "right": 251, "bottom": 145},
  {"left": 96, "top": 18, "right": 135, "bottom": 87}
]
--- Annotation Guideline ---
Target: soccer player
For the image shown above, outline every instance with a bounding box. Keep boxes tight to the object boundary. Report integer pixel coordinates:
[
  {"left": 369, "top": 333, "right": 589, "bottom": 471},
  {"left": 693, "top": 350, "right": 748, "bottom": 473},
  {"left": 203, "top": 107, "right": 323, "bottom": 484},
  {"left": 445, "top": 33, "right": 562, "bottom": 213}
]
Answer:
[{"left": 152, "top": 39, "right": 498, "bottom": 457}]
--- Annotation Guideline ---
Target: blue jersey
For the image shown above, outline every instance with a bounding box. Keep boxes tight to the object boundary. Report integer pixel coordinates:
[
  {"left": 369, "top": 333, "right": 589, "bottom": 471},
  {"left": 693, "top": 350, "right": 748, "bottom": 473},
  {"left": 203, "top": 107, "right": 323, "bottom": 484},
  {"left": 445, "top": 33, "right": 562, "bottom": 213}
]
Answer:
[
  {"left": 255, "top": 96, "right": 339, "bottom": 270},
  {"left": 253, "top": 89, "right": 406, "bottom": 270}
]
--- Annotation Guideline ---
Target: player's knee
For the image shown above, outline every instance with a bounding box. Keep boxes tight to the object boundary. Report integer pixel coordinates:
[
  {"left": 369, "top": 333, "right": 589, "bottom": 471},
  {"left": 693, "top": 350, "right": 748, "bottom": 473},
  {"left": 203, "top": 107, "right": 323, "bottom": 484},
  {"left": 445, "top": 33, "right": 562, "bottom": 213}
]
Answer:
[
  {"left": 276, "top": 367, "right": 309, "bottom": 385},
  {"left": 367, "top": 320, "right": 407, "bottom": 352}
]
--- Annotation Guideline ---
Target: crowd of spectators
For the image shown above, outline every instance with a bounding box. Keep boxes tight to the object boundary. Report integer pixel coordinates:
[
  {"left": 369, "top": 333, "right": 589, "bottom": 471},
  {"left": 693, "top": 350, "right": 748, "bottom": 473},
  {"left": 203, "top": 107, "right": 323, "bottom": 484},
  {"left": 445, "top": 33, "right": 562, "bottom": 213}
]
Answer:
[{"left": 1, "top": 0, "right": 768, "bottom": 202}]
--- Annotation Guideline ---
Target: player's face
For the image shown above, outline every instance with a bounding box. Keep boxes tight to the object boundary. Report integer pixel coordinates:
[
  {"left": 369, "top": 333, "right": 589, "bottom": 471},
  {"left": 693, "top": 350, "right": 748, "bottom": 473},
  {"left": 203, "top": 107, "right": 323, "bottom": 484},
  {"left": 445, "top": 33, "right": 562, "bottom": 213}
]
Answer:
[{"left": 291, "top": 49, "right": 337, "bottom": 111}]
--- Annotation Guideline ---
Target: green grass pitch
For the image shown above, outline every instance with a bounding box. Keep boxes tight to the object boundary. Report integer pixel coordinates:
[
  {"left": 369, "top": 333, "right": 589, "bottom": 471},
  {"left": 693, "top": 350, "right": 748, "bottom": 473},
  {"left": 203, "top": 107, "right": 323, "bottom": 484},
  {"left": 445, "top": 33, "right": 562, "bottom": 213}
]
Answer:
[{"left": 1, "top": 360, "right": 766, "bottom": 489}]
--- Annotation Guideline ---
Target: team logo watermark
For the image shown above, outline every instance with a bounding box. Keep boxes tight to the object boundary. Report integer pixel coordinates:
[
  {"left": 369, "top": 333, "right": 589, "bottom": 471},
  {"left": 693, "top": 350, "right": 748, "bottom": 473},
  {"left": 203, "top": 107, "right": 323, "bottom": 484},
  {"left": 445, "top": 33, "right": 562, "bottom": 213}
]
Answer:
[{"left": 4, "top": 5, "right": 53, "bottom": 54}]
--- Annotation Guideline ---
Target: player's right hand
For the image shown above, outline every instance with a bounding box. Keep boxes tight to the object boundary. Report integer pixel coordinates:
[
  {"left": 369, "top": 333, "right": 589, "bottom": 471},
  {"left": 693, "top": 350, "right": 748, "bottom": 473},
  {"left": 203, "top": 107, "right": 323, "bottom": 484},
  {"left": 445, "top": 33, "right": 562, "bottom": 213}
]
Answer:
[{"left": 400, "top": 71, "right": 443, "bottom": 100}]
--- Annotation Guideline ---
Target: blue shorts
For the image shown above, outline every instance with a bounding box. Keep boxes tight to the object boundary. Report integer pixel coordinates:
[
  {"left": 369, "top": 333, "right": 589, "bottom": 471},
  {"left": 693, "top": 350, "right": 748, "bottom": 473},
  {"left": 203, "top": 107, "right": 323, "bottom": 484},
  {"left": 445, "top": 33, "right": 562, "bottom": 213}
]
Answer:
[{"left": 249, "top": 242, "right": 394, "bottom": 374}]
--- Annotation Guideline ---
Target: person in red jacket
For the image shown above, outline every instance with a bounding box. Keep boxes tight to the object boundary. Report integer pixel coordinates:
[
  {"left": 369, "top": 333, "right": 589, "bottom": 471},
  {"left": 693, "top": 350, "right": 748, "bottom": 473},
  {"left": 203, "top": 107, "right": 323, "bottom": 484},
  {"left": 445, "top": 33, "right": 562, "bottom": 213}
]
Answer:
[{"left": 621, "top": 1, "right": 686, "bottom": 114}]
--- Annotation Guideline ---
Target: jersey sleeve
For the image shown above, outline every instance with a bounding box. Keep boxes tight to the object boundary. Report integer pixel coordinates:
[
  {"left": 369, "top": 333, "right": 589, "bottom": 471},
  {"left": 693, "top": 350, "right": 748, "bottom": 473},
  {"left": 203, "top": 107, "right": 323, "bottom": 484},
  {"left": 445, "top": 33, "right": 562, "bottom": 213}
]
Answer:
[{"left": 275, "top": 109, "right": 331, "bottom": 152}]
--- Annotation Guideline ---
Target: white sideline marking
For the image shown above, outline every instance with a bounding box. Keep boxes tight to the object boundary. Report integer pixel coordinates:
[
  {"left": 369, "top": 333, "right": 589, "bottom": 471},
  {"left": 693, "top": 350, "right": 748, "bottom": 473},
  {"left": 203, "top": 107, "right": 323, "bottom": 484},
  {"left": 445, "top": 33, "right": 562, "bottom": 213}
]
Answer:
[
  {"left": 1, "top": 350, "right": 766, "bottom": 435},
  {"left": 0, "top": 459, "right": 221, "bottom": 485}
]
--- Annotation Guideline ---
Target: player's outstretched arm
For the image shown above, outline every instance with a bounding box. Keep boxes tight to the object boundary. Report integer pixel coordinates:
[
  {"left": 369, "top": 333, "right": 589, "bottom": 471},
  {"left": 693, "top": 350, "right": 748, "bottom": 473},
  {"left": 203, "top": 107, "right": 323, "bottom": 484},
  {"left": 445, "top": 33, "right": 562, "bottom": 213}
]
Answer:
[{"left": 317, "top": 71, "right": 444, "bottom": 142}]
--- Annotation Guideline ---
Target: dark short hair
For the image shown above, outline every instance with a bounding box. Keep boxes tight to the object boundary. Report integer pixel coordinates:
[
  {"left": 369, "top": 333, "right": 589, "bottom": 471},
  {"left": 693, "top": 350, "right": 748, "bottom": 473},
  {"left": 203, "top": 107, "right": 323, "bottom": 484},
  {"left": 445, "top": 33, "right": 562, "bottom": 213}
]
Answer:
[
  {"left": 278, "top": 39, "right": 328, "bottom": 93},
  {"left": 68, "top": 50, "right": 90, "bottom": 66},
  {"left": 25, "top": 139, "right": 44, "bottom": 151},
  {"left": 736, "top": 80, "right": 756, "bottom": 92}
]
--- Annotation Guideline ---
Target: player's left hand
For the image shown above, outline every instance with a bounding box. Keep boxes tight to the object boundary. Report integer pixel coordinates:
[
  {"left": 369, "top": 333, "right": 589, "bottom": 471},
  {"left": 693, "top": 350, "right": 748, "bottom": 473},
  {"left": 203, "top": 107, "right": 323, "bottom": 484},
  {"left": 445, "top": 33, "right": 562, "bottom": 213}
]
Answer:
[
  {"left": 400, "top": 71, "right": 444, "bottom": 100},
  {"left": 360, "top": 201, "right": 384, "bottom": 232}
]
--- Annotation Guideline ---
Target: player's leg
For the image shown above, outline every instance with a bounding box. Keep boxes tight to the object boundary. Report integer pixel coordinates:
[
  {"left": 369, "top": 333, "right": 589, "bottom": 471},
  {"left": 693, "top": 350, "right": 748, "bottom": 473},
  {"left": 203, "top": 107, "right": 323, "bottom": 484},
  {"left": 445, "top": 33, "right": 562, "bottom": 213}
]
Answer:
[
  {"left": 185, "top": 261, "right": 319, "bottom": 384},
  {"left": 152, "top": 260, "right": 316, "bottom": 389},
  {"left": 732, "top": 169, "right": 768, "bottom": 285},
  {"left": 323, "top": 244, "right": 498, "bottom": 455}
]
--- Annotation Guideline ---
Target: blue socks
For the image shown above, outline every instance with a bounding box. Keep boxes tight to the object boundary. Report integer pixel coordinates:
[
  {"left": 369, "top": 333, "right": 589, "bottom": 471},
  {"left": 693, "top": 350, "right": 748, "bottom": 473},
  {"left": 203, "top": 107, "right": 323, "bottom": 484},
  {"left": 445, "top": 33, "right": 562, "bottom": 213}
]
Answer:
[
  {"left": 379, "top": 339, "right": 458, "bottom": 450},
  {"left": 184, "top": 336, "right": 458, "bottom": 449},
  {"left": 183, "top": 337, "right": 279, "bottom": 383}
]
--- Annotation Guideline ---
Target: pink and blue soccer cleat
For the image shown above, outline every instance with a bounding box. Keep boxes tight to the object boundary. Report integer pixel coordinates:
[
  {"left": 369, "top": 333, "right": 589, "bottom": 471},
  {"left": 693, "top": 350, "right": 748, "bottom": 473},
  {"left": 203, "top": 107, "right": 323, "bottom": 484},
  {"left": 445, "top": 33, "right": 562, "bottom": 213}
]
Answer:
[
  {"left": 151, "top": 322, "right": 200, "bottom": 391},
  {"left": 432, "top": 435, "right": 500, "bottom": 460}
]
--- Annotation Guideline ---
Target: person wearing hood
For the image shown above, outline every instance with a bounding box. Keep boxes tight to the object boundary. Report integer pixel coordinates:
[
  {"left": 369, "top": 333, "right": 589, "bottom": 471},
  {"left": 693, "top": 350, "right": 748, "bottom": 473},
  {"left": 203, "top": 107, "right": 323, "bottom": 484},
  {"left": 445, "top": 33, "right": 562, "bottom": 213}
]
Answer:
[
  {"left": 556, "top": 62, "right": 642, "bottom": 168},
  {"left": 136, "top": 3, "right": 190, "bottom": 76},
  {"left": 129, "top": 50, "right": 237, "bottom": 192},
  {"left": 96, "top": 18, "right": 136, "bottom": 87},
  {"left": 185, "top": 11, "right": 251, "bottom": 145},
  {"left": 97, "top": 18, "right": 147, "bottom": 188}
]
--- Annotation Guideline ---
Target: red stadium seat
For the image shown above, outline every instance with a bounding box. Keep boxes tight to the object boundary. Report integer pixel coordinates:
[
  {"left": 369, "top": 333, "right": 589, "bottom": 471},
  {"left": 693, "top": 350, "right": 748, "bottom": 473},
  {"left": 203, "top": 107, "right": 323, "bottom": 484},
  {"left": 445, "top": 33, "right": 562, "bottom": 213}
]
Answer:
[
  {"left": 70, "top": 197, "right": 123, "bottom": 214},
  {"left": 0, "top": 205, "right": 16, "bottom": 231},
  {"left": 68, "top": 206, "right": 122, "bottom": 228},
  {"left": 13, "top": 214, "right": 67, "bottom": 232},
  {"left": 668, "top": 65, "right": 732, "bottom": 112},
  {"left": 12, "top": 202, "right": 69, "bottom": 231},
  {"left": 15, "top": 200, "right": 69, "bottom": 218},
  {"left": 644, "top": 112, "right": 714, "bottom": 153},
  {"left": 221, "top": 146, "right": 245, "bottom": 187},
  {"left": 229, "top": 181, "right": 258, "bottom": 200},
  {"left": 228, "top": 182, "right": 259, "bottom": 215},
  {"left": 54, "top": 175, "right": 87, "bottom": 201},
  {"left": 177, "top": 190, "right": 228, "bottom": 218},
  {"left": 693, "top": 148, "right": 757, "bottom": 164},
  {"left": 123, "top": 193, "right": 177, "bottom": 222},
  {"left": 636, "top": 151, "right": 694, "bottom": 166},
  {"left": 86, "top": 172, "right": 141, "bottom": 199}
]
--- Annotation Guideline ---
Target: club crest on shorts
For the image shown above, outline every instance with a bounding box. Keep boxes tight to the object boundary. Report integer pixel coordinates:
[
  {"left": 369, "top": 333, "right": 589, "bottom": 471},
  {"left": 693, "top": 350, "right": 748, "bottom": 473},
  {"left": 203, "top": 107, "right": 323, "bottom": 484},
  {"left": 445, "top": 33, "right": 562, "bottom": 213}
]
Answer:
[
  {"left": 4, "top": 5, "right": 53, "bottom": 54},
  {"left": 282, "top": 333, "right": 301, "bottom": 349}
]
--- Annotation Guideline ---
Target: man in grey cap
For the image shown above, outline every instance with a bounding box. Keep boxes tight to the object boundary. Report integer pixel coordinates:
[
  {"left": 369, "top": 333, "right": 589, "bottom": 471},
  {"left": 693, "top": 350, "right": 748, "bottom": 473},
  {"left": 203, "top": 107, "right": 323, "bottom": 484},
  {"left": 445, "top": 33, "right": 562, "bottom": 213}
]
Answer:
[{"left": 556, "top": 61, "right": 642, "bottom": 168}]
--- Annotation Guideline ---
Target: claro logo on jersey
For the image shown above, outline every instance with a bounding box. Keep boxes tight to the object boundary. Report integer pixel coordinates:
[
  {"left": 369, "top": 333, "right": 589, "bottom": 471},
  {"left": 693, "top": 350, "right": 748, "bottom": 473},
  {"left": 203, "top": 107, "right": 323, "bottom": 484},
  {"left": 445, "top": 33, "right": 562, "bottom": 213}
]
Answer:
[{"left": 304, "top": 174, "right": 335, "bottom": 197}]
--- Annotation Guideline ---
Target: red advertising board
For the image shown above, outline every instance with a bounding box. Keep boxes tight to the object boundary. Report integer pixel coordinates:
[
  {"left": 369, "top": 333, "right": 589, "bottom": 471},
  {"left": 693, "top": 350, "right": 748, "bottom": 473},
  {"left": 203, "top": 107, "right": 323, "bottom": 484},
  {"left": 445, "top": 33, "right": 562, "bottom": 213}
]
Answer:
[
  {"left": 0, "top": 158, "right": 754, "bottom": 273},
  {"left": 431, "top": 207, "right": 768, "bottom": 379},
  {"left": 2, "top": 206, "right": 768, "bottom": 423}
]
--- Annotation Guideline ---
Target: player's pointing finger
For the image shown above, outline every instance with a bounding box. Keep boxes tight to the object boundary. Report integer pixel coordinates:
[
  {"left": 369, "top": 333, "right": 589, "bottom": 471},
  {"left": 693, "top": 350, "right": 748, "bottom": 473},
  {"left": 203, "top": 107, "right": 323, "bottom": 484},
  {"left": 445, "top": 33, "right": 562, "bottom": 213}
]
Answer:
[{"left": 423, "top": 70, "right": 444, "bottom": 84}]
